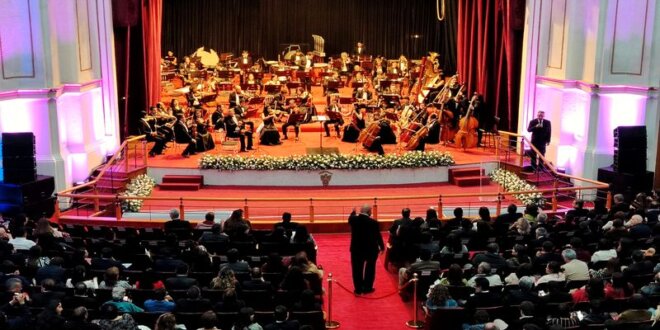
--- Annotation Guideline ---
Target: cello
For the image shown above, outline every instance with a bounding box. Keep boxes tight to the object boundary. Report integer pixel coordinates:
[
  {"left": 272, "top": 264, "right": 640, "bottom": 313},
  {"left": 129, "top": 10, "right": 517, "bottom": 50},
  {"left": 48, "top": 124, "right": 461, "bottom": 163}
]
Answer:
[
  {"left": 453, "top": 95, "right": 479, "bottom": 150},
  {"left": 440, "top": 85, "right": 463, "bottom": 144}
]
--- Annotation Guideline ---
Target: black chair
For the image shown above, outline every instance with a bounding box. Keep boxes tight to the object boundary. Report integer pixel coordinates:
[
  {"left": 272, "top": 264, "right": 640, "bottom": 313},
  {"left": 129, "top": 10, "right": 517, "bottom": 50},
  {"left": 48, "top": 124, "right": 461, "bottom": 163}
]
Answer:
[
  {"left": 426, "top": 307, "right": 467, "bottom": 330},
  {"left": 130, "top": 312, "right": 160, "bottom": 328},
  {"left": 242, "top": 289, "right": 274, "bottom": 311},
  {"left": 446, "top": 286, "right": 475, "bottom": 301},
  {"left": 175, "top": 312, "right": 203, "bottom": 329},
  {"left": 303, "top": 273, "right": 323, "bottom": 295},
  {"left": 216, "top": 311, "right": 239, "bottom": 329},
  {"left": 291, "top": 310, "right": 325, "bottom": 330},
  {"left": 416, "top": 269, "right": 441, "bottom": 300}
]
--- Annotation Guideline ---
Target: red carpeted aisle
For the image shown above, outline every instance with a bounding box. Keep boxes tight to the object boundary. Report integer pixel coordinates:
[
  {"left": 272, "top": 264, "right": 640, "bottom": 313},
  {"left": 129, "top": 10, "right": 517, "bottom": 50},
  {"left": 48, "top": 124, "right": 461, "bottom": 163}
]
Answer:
[{"left": 315, "top": 233, "right": 416, "bottom": 330}]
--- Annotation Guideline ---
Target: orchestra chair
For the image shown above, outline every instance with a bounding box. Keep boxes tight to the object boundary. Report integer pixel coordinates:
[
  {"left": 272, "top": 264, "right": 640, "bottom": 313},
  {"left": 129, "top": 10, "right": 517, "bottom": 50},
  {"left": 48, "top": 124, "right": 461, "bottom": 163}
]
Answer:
[
  {"left": 480, "top": 116, "right": 500, "bottom": 149},
  {"left": 221, "top": 135, "right": 241, "bottom": 153}
]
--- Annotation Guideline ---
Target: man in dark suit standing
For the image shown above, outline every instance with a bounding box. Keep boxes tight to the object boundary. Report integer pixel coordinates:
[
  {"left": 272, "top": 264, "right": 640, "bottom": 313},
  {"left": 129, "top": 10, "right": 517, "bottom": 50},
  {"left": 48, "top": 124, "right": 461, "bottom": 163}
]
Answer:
[
  {"left": 527, "top": 110, "right": 551, "bottom": 171},
  {"left": 349, "top": 204, "right": 384, "bottom": 295}
]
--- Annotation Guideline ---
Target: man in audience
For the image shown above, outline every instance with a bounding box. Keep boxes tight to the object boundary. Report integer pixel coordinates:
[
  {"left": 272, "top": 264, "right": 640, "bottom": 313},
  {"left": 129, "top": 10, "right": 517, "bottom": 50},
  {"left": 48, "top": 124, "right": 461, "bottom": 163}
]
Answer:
[
  {"left": 90, "top": 247, "right": 124, "bottom": 271},
  {"left": 505, "top": 276, "right": 539, "bottom": 305},
  {"left": 608, "top": 194, "right": 630, "bottom": 218},
  {"left": 494, "top": 204, "right": 523, "bottom": 235},
  {"left": 398, "top": 249, "right": 440, "bottom": 286},
  {"left": 0, "top": 286, "right": 31, "bottom": 329},
  {"left": 242, "top": 267, "right": 272, "bottom": 291},
  {"left": 35, "top": 257, "right": 66, "bottom": 285},
  {"left": 63, "top": 306, "right": 101, "bottom": 330},
  {"left": 640, "top": 272, "right": 660, "bottom": 296},
  {"left": 561, "top": 248, "right": 589, "bottom": 282},
  {"left": 624, "top": 249, "right": 654, "bottom": 277},
  {"left": 31, "top": 278, "right": 66, "bottom": 307},
  {"left": 104, "top": 286, "right": 143, "bottom": 313},
  {"left": 154, "top": 248, "right": 188, "bottom": 272},
  {"left": 615, "top": 293, "right": 651, "bottom": 322},
  {"left": 175, "top": 286, "right": 212, "bottom": 313},
  {"left": 264, "top": 305, "right": 300, "bottom": 330},
  {"left": 196, "top": 212, "right": 217, "bottom": 230},
  {"left": 274, "top": 212, "right": 299, "bottom": 237},
  {"left": 198, "top": 310, "right": 220, "bottom": 330},
  {"left": 626, "top": 214, "right": 652, "bottom": 239},
  {"left": 143, "top": 287, "right": 176, "bottom": 312},
  {"left": 510, "top": 301, "right": 545, "bottom": 330},
  {"left": 222, "top": 248, "right": 250, "bottom": 273},
  {"left": 445, "top": 207, "right": 470, "bottom": 231},
  {"left": 464, "top": 277, "right": 501, "bottom": 312},
  {"left": 467, "top": 262, "right": 503, "bottom": 287},
  {"left": 164, "top": 208, "right": 192, "bottom": 237},
  {"left": 7, "top": 228, "right": 35, "bottom": 251},
  {"left": 198, "top": 223, "right": 229, "bottom": 245},
  {"left": 566, "top": 199, "right": 589, "bottom": 220},
  {"left": 62, "top": 282, "right": 98, "bottom": 310},
  {"left": 533, "top": 241, "right": 563, "bottom": 273},
  {"left": 164, "top": 264, "right": 198, "bottom": 290},
  {"left": 472, "top": 243, "right": 507, "bottom": 272}
]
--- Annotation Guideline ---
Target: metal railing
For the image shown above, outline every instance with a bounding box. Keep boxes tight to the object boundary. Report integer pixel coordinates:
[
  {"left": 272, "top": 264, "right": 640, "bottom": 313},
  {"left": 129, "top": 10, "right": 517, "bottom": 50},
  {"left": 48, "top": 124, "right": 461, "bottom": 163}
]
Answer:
[{"left": 54, "top": 132, "right": 611, "bottom": 224}]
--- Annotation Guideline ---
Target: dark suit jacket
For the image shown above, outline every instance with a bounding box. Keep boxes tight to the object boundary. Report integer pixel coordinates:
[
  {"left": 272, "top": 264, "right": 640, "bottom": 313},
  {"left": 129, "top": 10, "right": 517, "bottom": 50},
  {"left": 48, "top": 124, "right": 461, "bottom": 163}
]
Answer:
[
  {"left": 164, "top": 276, "right": 199, "bottom": 290},
  {"left": 527, "top": 118, "right": 551, "bottom": 146},
  {"left": 224, "top": 115, "right": 241, "bottom": 137},
  {"left": 138, "top": 119, "right": 156, "bottom": 138},
  {"left": 229, "top": 92, "right": 244, "bottom": 109},
  {"left": 35, "top": 265, "right": 66, "bottom": 284},
  {"left": 164, "top": 219, "right": 192, "bottom": 232},
  {"left": 348, "top": 212, "right": 384, "bottom": 257},
  {"left": 175, "top": 298, "right": 213, "bottom": 313},
  {"left": 174, "top": 120, "right": 194, "bottom": 143}
]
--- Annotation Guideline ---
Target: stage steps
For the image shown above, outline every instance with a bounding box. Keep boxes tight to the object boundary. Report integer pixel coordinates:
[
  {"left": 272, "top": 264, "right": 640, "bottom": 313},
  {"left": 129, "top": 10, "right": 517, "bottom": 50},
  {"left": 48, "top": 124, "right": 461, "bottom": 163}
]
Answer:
[
  {"left": 159, "top": 175, "right": 204, "bottom": 191},
  {"left": 449, "top": 167, "right": 490, "bottom": 187}
]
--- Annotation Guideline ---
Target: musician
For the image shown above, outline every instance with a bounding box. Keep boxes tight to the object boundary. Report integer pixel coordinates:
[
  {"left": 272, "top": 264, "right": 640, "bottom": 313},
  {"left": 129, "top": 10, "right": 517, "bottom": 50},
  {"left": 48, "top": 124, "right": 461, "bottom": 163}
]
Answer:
[
  {"left": 527, "top": 110, "right": 551, "bottom": 171},
  {"left": 138, "top": 111, "right": 166, "bottom": 157},
  {"left": 376, "top": 115, "right": 397, "bottom": 145},
  {"left": 244, "top": 72, "right": 262, "bottom": 94},
  {"left": 238, "top": 50, "right": 252, "bottom": 69},
  {"left": 350, "top": 71, "right": 368, "bottom": 91},
  {"left": 339, "top": 52, "right": 352, "bottom": 75},
  {"left": 397, "top": 96, "right": 416, "bottom": 127},
  {"left": 260, "top": 101, "right": 282, "bottom": 146},
  {"left": 229, "top": 85, "right": 245, "bottom": 109},
  {"left": 233, "top": 99, "right": 255, "bottom": 133},
  {"left": 398, "top": 55, "right": 409, "bottom": 77},
  {"left": 149, "top": 105, "right": 175, "bottom": 142},
  {"left": 447, "top": 76, "right": 462, "bottom": 98},
  {"left": 424, "top": 104, "right": 441, "bottom": 145},
  {"left": 323, "top": 70, "right": 341, "bottom": 96},
  {"left": 354, "top": 42, "right": 366, "bottom": 57},
  {"left": 444, "top": 93, "right": 467, "bottom": 130},
  {"left": 387, "top": 61, "right": 400, "bottom": 76},
  {"left": 281, "top": 99, "right": 302, "bottom": 141},
  {"left": 192, "top": 108, "right": 215, "bottom": 152},
  {"left": 342, "top": 107, "right": 366, "bottom": 143},
  {"left": 353, "top": 87, "right": 372, "bottom": 109},
  {"left": 264, "top": 75, "right": 282, "bottom": 96},
  {"left": 211, "top": 105, "right": 225, "bottom": 132},
  {"left": 293, "top": 51, "right": 305, "bottom": 67},
  {"left": 425, "top": 52, "right": 440, "bottom": 78},
  {"left": 179, "top": 56, "right": 195, "bottom": 78},
  {"left": 224, "top": 108, "right": 253, "bottom": 152},
  {"left": 302, "top": 52, "right": 314, "bottom": 92},
  {"left": 324, "top": 98, "right": 344, "bottom": 137},
  {"left": 174, "top": 114, "right": 197, "bottom": 158},
  {"left": 164, "top": 50, "right": 177, "bottom": 69},
  {"left": 170, "top": 99, "right": 185, "bottom": 118},
  {"left": 372, "top": 56, "right": 386, "bottom": 78},
  {"left": 298, "top": 87, "right": 316, "bottom": 122}
]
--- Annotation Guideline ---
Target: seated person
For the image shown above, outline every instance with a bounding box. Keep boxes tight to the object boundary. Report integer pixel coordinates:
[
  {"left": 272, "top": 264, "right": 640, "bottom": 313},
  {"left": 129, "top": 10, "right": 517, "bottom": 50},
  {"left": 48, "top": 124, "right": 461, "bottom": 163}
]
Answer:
[
  {"left": 143, "top": 287, "right": 176, "bottom": 313},
  {"left": 224, "top": 108, "right": 253, "bottom": 152}
]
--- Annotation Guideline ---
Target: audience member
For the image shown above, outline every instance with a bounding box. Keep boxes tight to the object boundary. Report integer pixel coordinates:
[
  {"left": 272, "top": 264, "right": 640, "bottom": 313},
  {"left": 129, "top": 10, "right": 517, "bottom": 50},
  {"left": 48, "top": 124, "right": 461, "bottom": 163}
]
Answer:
[{"left": 561, "top": 249, "right": 589, "bottom": 282}]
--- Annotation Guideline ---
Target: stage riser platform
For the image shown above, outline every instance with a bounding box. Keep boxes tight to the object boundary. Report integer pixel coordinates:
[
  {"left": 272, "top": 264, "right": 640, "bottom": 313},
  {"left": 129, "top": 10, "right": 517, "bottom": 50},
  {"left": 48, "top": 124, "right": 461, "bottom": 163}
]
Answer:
[{"left": 148, "top": 162, "right": 499, "bottom": 187}]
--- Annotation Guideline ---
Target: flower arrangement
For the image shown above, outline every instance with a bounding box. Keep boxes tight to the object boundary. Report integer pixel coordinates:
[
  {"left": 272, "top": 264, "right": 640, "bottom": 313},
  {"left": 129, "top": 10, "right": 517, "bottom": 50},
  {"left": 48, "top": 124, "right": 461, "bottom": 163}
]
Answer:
[
  {"left": 198, "top": 151, "right": 455, "bottom": 171},
  {"left": 489, "top": 168, "right": 545, "bottom": 207},
  {"left": 120, "top": 174, "right": 156, "bottom": 212}
]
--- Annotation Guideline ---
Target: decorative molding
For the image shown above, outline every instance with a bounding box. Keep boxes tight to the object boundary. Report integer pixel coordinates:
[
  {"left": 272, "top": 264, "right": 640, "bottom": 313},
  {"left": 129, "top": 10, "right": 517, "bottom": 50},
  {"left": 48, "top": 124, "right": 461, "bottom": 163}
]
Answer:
[
  {"left": 545, "top": 0, "right": 566, "bottom": 70},
  {"left": 609, "top": 0, "right": 649, "bottom": 75},
  {"left": 536, "top": 75, "right": 657, "bottom": 95},
  {"left": 0, "top": 79, "right": 102, "bottom": 101},
  {"left": 0, "top": 0, "right": 36, "bottom": 79},
  {"left": 76, "top": 0, "right": 93, "bottom": 72}
]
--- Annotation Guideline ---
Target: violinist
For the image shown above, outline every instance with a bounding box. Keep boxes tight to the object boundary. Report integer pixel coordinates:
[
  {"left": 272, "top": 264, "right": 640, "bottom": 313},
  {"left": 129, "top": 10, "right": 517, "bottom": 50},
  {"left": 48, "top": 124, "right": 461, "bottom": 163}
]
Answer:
[
  {"left": 339, "top": 52, "right": 352, "bottom": 76},
  {"left": 298, "top": 87, "right": 316, "bottom": 123},
  {"left": 423, "top": 103, "right": 441, "bottom": 145},
  {"left": 372, "top": 56, "right": 386, "bottom": 78},
  {"left": 170, "top": 99, "right": 185, "bottom": 118},
  {"left": 174, "top": 114, "right": 197, "bottom": 158},
  {"left": 229, "top": 85, "right": 245, "bottom": 109},
  {"left": 353, "top": 87, "right": 372, "bottom": 109},
  {"left": 342, "top": 106, "right": 366, "bottom": 143},
  {"left": 224, "top": 108, "right": 253, "bottom": 152},
  {"left": 245, "top": 72, "right": 262, "bottom": 94},
  {"left": 323, "top": 70, "right": 340, "bottom": 96},
  {"left": 211, "top": 105, "right": 225, "bottom": 132},
  {"left": 149, "top": 105, "right": 175, "bottom": 142},
  {"left": 260, "top": 99, "right": 282, "bottom": 146},
  {"left": 138, "top": 111, "right": 166, "bottom": 157},
  {"left": 233, "top": 99, "right": 255, "bottom": 133},
  {"left": 164, "top": 50, "right": 177, "bottom": 69},
  {"left": 324, "top": 97, "right": 344, "bottom": 138}
]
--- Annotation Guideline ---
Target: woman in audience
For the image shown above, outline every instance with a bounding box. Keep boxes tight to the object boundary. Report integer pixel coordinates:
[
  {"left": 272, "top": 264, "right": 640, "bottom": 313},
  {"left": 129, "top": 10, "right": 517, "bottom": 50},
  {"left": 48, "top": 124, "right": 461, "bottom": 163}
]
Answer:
[
  {"left": 536, "top": 261, "right": 565, "bottom": 286},
  {"left": 99, "top": 266, "right": 132, "bottom": 289},
  {"left": 188, "top": 244, "right": 214, "bottom": 272},
  {"left": 27, "top": 245, "right": 50, "bottom": 268},
  {"left": 572, "top": 278, "right": 605, "bottom": 303},
  {"left": 154, "top": 312, "right": 182, "bottom": 330},
  {"left": 213, "top": 288, "right": 245, "bottom": 312},
  {"left": 290, "top": 251, "right": 323, "bottom": 279},
  {"left": 223, "top": 209, "right": 252, "bottom": 238},
  {"left": 233, "top": 307, "right": 263, "bottom": 330},
  {"left": 435, "top": 264, "right": 467, "bottom": 286},
  {"left": 439, "top": 234, "right": 468, "bottom": 254},
  {"left": 210, "top": 267, "right": 238, "bottom": 291},
  {"left": 604, "top": 272, "right": 634, "bottom": 299},
  {"left": 579, "top": 299, "right": 612, "bottom": 326},
  {"left": 291, "top": 225, "right": 318, "bottom": 262},
  {"left": 508, "top": 244, "right": 532, "bottom": 267},
  {"left": 424, "top": 284, "right": 458, "bottom": 314},
  {"left": 477, "top": 207, "right": 491, "bottom": 222},
  {"left": 589, "top": 257, "right": 621, "bottom": 280},
  {"left": 34, "top": 217, "right": 66, "bottom": 238},
  {"left": 422, "top": 208, "right": 442, "bottom": 231},
  {"left": 616, "top": 293, "right": 652, "bottom": 322},
  {"left": 34, "top": 299, "right": 66, "bottom": 330},
  {"left": 198, "top": 311, "right": 220, "bottom": 330},
  {"left": 65, "top": 265, "right": 99, "bottom": 290},
  {"left": 546, "top": 302, "right": 580, "bottom": 328},
  {"left": 509, "top": 217, "right": 531, "bottom": 236},
  {"left": 92, "top": 303, "right": 139, "bottom": 330}
]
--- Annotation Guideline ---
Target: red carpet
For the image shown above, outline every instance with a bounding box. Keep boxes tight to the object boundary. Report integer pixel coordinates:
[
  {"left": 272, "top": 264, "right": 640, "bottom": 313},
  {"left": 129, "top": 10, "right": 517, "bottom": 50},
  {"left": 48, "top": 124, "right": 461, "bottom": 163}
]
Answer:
[{"left": 316, "top": 233, "right": 415, "bottom": 330}]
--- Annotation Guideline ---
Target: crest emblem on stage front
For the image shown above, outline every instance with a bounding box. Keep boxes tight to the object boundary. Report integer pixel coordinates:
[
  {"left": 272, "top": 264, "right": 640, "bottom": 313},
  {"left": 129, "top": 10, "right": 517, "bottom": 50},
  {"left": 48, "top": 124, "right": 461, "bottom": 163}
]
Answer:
[{"left": 319, "top": 171, "right": 333, "bottom": 187}]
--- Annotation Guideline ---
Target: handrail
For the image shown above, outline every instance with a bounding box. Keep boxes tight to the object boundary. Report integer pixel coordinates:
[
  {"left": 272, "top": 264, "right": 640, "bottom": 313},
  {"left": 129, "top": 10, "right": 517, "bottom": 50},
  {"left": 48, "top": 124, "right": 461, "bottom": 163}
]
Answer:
[{"left": 58, "top": 135, "right": 146, "bottom": 194}]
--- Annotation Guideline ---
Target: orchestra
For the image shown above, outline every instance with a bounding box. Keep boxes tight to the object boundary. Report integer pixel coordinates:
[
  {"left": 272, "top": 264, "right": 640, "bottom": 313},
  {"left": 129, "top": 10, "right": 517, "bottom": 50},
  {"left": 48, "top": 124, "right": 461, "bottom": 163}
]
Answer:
[{"left": 151, "top": 46, "right": 487, "bottom": 156}]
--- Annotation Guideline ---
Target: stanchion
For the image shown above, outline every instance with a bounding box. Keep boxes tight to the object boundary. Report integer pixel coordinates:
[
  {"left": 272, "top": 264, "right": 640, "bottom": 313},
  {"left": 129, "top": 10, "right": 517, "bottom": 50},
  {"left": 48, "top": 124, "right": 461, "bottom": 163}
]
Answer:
[
  {"left": 325, "top": 273, "right": 340, "bottom": 329},
  {"left": 405, "top": 273, "right": 424, "bottom": 328}
]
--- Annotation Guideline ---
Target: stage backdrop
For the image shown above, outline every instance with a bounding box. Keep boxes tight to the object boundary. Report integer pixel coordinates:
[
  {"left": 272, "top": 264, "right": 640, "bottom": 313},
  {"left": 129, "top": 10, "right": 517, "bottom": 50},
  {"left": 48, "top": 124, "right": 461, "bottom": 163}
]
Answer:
[{"left": 161, "top": 0, "right": 457, "bottom": 72}]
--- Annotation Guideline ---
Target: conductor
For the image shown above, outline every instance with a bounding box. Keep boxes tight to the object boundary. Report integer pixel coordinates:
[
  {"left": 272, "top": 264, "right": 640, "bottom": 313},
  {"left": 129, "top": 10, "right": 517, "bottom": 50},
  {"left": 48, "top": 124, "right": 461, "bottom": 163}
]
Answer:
[
  {"left": 348, "top": 204, "right": 384, "bottom": 295},
  {"left": 527, "top": 110, "right": 551, "bottom": 171}
]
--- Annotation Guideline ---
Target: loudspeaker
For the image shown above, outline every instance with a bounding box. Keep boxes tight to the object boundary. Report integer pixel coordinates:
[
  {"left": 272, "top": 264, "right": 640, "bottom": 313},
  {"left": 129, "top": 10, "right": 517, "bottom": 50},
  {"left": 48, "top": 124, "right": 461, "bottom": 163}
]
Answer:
[
  {"left": 613, "top": 126, "right": 646, "bottom": 149},
  {"left": 0, "top": 175, "right": 56, "bottom": 218},
  {"left": 112, "top": 0, "right": 140, "bottom": 27},
  {"left": 613, "top": 126, "right": 647, "bottom": 174},
  {"left": 597, "top": 166, "right": 654, "bottom": 201},
  {"left": 1, "top": 132, "right": 36, "bottom": 183}
]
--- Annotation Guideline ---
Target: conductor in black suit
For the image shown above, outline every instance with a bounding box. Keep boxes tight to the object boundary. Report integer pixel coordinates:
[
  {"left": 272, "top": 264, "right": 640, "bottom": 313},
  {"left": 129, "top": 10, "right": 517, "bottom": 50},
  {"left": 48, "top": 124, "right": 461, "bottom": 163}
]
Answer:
[
  {"left": 348, "top": 204, "right": 385, "bottom": 295},
  {"left": 527, "top": 110, "right": 552, "bottom": 171}
]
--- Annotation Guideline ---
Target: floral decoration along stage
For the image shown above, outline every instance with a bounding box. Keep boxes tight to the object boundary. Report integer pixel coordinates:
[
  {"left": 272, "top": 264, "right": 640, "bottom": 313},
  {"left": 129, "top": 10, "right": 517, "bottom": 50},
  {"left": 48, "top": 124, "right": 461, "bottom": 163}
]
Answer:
[
  {"left": 121, "top": 174, "right": 156, "bottom": 212},
  {"left": 489, "top": 168, "right": 546, "bottom": 207},
  {"left": 199, "top": 151, "right": 455, "bottom": 171}
]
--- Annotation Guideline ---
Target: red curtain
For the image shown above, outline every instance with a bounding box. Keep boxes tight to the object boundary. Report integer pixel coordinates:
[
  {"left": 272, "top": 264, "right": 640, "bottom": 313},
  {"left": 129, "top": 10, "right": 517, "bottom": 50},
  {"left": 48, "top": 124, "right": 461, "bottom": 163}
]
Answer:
[
  {"left": 456, "top": 0, "right": 523, "bottom": 131},
  {"left": 142, "top": 0, "right": 162, "bottom": 107}
]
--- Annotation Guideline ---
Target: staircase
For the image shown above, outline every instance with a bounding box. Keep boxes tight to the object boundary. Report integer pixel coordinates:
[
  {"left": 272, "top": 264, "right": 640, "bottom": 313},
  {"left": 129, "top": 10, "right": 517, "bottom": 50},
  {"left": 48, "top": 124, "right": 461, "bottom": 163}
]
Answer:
[
  {"left": 159, "top": 175, "right": 204, "bottom": 191},
  {"left": 449, "top": 167, "right": 490, "bottom": 187},
  {"left": 70, "top": 165, "right": 147, "bottom": 216}
]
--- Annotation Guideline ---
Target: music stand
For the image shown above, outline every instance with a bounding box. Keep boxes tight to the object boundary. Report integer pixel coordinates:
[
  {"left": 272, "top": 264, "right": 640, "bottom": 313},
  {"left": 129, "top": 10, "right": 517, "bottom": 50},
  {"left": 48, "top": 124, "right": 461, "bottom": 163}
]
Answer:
[
  {"left": 264, "top": 84, "right": 282, "bottom": 94},
  {"left": 286, "top": 81, "right": 302, "bottom": 94},
  {"left": 306, "top": 115, "right": 340, "bottom": 155},
  {"left": 381, "top": 94, "right": 400, "bottom": 107},
  {"left": 217, "top": 82, "right": 233, "bottom": 91},
  {"left": 217, "top": 70, "right": 233, "bottom": 79},
  {"left": 351, "top": 82, "right": 365, "bottom": 90},
  {"left": 327, "top": 80, "right": 343, "bottom": 91},
  {"left": 248, "top": 96, "right": 265, "bottom": 115}
]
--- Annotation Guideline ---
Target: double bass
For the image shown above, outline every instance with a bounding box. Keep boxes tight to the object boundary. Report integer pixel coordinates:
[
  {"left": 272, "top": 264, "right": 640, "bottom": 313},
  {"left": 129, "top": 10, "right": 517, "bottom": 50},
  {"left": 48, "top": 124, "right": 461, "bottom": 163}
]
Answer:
[
  {"left": 440, "top": 85, "right": 463, "bottom": 144},
  {"left": 453, "top": 95, "right": 479, "bottom": 150},
  {"left": 405, "top": 118, "right": 437, "bottom": 150}
]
